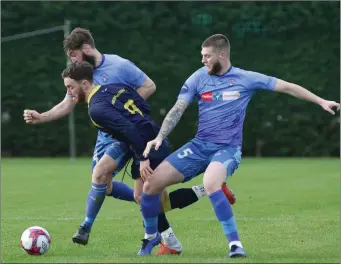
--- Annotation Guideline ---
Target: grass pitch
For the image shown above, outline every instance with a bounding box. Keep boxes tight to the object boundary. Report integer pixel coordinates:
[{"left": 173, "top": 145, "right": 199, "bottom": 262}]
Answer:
[{"left": 1, "top": 157, "right": 340, "bottom": 263}]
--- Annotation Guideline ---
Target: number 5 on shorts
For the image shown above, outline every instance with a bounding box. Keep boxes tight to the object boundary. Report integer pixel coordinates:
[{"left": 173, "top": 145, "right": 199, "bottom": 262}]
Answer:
[{"left": 177, "top": 148, "right": 193, "bottom": 159}]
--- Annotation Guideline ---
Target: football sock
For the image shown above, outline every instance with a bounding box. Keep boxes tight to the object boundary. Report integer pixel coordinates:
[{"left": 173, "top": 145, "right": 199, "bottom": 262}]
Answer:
[
  {"left": 109, "top": 181, "right": 135, "bottom": 202},
  {"left": 165, "top": 188, "right": 200, "bottom": 212},
  {"left": 157, "top": 212, "right": 170, "bottom": 233},
  {"left": 141, "top": 192, "right": 161, "bottom": 236},
  {"left": 81, "top": 183, "right": 107, "bottom": 232},
  {"left": 209, "top": 189, "right": 240, "bottom": 244}
]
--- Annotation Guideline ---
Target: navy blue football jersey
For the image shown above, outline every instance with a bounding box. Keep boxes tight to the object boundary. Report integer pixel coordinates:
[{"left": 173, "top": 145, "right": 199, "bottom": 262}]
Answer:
[{"left": 87, "top": 84, "right": 160, "bottom": 161}]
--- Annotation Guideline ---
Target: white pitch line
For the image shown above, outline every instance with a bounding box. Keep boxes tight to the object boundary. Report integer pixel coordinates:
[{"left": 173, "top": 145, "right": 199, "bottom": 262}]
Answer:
[{"left": 3, "top": 216, "right": 294, "bottom": 222}]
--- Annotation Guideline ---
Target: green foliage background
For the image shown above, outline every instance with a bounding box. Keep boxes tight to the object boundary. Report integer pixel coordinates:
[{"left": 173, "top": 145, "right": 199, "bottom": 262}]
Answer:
[{"left": 2, "top": 1, "right": 340, "bottom": 157}]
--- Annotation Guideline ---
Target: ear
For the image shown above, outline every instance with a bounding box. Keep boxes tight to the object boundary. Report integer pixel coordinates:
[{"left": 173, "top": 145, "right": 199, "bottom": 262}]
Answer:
[
  {"left": 80, "top": 79, "right": 87, "bottom": 89},
  {"left": 220, "top": 52, "right": 227, "bottom": 59},
  {"left": 82, "top": 44, "right": 92, "bottom": 55}
]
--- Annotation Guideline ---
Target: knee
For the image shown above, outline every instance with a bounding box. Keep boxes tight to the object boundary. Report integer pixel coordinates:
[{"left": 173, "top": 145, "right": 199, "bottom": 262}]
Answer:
[
  {"left": 134, "top": 192, "right": 141, "bottom": 204},
  {"left": 142, "top": 178, "right": 163, "bottom": 195},
  {"left": 203, "top": 178, "right": 222, "bottom": 196},
  {"left": 106, "top": 182, "right": 112, "bottom": 196},
  {"left": 92, "top": 163, "right": 111, "bottom": 184},
  {"left": 142, "top": 181, "right": 154, "bottom": 194}
]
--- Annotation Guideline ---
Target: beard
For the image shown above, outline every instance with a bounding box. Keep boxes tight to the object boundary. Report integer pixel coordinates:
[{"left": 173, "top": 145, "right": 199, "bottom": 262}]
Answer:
[
  {"left": 72, "top": 88, "right": 86, "bottom": 103},
  {"left": 208, "top": 60, "right": 222, "bottom": 75},
  {"left": 78, "top": 90, "right": 86, "bottom": 102},
  {"left": 82, "top": 52, "right": 96, "bottom": 67}
]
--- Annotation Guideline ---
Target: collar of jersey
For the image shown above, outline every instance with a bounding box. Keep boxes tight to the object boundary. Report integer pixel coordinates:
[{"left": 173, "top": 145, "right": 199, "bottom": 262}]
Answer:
[
  {"left": 214, "top": 65, "right": 233, "bottom": 76},
  {"left": 87, "top": 85, "right": 101, "bottom": 104},
  {"left": 94, "top": 54, "right": 105, "bottom": 69}
]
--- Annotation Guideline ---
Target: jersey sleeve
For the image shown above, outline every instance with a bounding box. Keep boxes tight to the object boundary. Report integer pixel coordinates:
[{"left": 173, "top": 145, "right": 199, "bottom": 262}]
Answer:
[
  {"left": 90, "top": 104, "right": 148, "bottom": 161},
  {"left": 177, "top": 71, "right": 199, "bottom": 103},
  {"left": 246, "top": 71, "right": 277, "bottom": 91},
  {"left": 120, "top": 60, "right": 147, "bottom": 89}
]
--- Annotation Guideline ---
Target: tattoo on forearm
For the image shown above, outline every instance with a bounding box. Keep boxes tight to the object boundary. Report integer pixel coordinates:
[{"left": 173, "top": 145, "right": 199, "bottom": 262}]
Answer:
[{"left": 158, "top": 99, "right": 189, "bottom": 139}]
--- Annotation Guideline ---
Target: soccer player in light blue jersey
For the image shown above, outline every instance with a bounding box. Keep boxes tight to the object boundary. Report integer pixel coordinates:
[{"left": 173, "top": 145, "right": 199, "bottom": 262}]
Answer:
[
  {"left": 139, "top": 34, "right": 340, "bottom": 257},
  {"left": 23, "top": 28, "right": 238, "bottom": 254}
]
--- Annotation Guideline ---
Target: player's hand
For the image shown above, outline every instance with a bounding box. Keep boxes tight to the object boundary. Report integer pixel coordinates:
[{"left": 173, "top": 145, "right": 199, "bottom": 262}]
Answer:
[
  {"left": 320, "top": 100, "right": 340, "bottom": 115},
  {"left": 23, "top": 109, "right": 42, "bottom": 124},
  {"left": 140, "top": 159, "right": 153, "bottom": 181},
  {"left": 143, "top": 137, "right": 163, "bottom": 158}
]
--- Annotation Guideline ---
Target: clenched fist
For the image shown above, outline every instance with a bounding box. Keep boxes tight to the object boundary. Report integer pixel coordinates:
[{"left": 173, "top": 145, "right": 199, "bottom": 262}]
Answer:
[{"left": 23, "top": 110, "right": 42, "bottom": 124}]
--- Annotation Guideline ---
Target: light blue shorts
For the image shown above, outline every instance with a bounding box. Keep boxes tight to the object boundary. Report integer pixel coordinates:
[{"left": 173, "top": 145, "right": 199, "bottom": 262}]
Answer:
[
  {"left": 91, "top": 131, "right": 132, "bottom": 178},
  {"left": 165, "top": 138, "right": 242, "bottom": 182}
]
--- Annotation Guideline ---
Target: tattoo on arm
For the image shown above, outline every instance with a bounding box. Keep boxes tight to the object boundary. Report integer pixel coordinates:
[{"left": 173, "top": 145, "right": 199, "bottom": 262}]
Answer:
[{"left": 158, "top": 99, "right": 189, "bottom": 140}]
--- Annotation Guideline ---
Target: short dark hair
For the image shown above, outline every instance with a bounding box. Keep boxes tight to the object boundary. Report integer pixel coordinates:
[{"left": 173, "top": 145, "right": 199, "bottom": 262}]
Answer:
[
  {"left": 63, "top": 27, "right": 95, "bottom": 54},
  {"left": 61, "top": 61, "right": 94, "bottom": 83},
  {"left": 202, "top": 34, "right": 230, "bottom": 52}
]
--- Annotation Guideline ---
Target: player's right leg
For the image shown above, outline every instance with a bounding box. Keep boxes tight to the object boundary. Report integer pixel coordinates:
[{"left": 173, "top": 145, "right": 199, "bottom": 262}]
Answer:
[
  {"left": 72, "top": 133, "right": 134, "bottom": 245},
  {"left": 72, "top": 153, "right": 117, "bottom": 245},
  {"left": 138, "top": 139, "right": 208, "bottom": 255},
  {"left": 137, "top": 161, "right": 185, "bottom": 255}
]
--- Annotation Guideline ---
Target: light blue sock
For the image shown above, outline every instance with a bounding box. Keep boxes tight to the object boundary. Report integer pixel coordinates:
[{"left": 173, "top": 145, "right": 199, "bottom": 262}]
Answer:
[
  {"left": 81, "top": 183, "right": 106, "bottom": 232},
  {"left": 209, "top": 189, "right": 240, "bottom": 243},
  {"left": 140, "top": 192, "right": 161, "bottom": 234},
  {"left": 110, "top": 181, "right": 135, "bottom": 202}
]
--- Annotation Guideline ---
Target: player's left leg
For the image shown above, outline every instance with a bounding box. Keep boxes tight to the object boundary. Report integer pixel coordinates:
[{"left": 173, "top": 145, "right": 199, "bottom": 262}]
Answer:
[
  {"left": 204, "top": 147, "right": 246, "bottom": 258},
  {"left": 92, "top": 140, "right": 135, "bottom": 203}
]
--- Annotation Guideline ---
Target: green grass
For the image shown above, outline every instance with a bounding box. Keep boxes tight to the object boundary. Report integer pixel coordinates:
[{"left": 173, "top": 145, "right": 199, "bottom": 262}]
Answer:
[{"left": 1, "top": 157, "right": 340, "bottom": 263}]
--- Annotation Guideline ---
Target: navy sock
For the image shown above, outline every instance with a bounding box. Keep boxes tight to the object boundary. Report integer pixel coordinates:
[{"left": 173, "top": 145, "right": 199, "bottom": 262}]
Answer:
[
  {"left": 169, "top": 188, "right": 199, "bottom": 209},
  {"left": 109, "top": 181, "right": 135, "bottom": 202},
  {"left": 81, "top": 183, "right": 107, "bottom": 232},
  {"left": 209, "top": 189, "right": 240, "bottom": 243},
  {"left": 140, "top": 192, "right": 161, "bottom": 234},
  {"left": 157, "top": 212, "right": 170, "bottom": 233}
]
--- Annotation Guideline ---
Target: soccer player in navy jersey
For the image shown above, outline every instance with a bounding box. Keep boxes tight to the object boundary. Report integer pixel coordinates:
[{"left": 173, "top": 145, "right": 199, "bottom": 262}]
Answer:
[
  {"left": 140, "top": 34, "right": 340, "bottom": 257},
  {"left": 60, "top": 60, "right": 204, "bottom": 253}
]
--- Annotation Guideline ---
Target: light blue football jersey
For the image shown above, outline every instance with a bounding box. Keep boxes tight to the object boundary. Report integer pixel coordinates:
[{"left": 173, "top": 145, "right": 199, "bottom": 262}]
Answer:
[{"left": 178, "top": 66, "right": 277, "bottom": 147}]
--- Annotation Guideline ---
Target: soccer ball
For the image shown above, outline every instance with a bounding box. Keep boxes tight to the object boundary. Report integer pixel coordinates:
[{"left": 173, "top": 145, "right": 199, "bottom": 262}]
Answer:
[{"left": 20, "top": 226, "right": 51, "bottom": 255}]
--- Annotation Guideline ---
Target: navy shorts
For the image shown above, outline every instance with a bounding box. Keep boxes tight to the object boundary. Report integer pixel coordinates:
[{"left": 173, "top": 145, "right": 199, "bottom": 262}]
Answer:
[
  {"left": 131, "top": 139, "right": 171, "bottom": 179},
  {"left": 92, "top": 131, "right": 170, "bottom": 180}
]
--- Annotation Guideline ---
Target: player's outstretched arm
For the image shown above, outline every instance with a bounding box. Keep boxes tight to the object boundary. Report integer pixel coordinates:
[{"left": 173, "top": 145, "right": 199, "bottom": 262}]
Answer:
[
  {"left": 23, "top": 97, "right": 76, "bottom": 124},
  {"left": 136, "top": 76, "right": 156, "bottom": 100},
  {"left": 143, "top": 99, "right": 189, "bottom": 157},
  {"left": 274, "top": 79, "right": 340, "bottom": 115}
]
